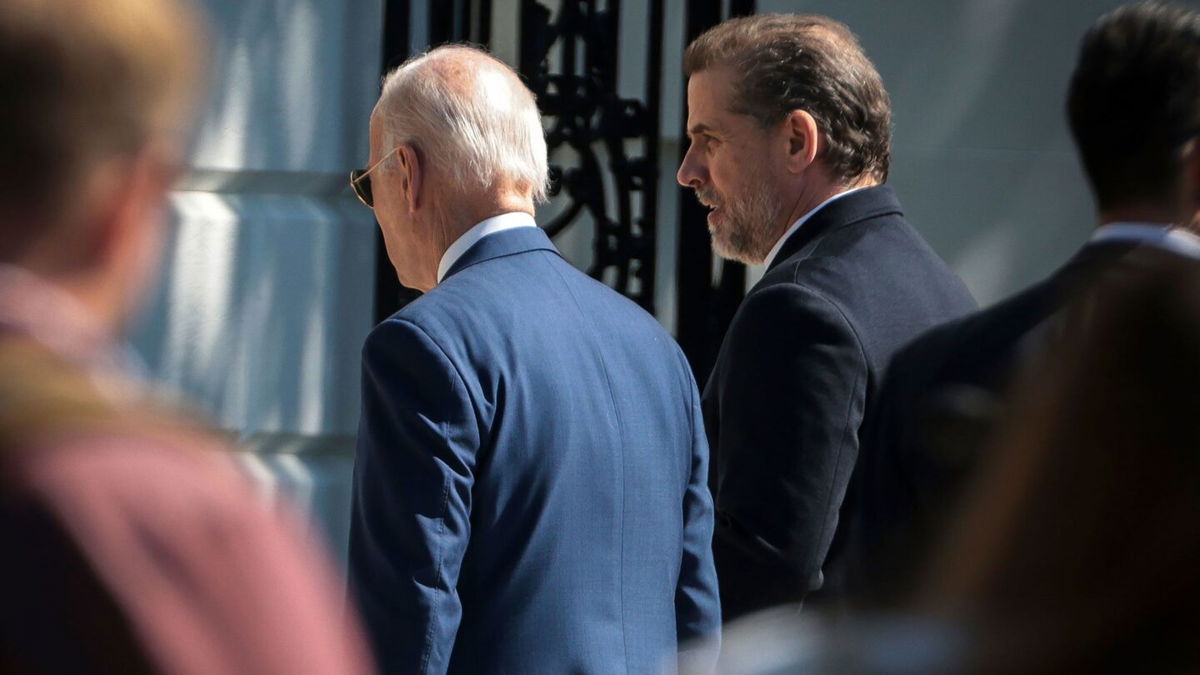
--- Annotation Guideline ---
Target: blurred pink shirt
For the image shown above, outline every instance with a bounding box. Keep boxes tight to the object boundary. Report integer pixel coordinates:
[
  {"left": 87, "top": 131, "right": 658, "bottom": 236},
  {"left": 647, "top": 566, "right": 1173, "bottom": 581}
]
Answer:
[{"left": 0, "top": 265, "right": 373, "bottom": 674}]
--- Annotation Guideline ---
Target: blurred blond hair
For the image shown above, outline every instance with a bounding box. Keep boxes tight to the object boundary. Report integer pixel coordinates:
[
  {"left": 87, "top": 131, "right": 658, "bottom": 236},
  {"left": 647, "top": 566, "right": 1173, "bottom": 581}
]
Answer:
[{"left": 0, "top": 0, "right": 205, "bottom": 247}]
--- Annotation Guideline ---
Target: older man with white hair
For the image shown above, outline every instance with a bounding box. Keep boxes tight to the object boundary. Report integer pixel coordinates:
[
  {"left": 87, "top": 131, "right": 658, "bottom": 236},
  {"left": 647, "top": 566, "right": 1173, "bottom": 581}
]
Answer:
[{"left": 347, "top": 45, "right": 720, "bottom": 673}]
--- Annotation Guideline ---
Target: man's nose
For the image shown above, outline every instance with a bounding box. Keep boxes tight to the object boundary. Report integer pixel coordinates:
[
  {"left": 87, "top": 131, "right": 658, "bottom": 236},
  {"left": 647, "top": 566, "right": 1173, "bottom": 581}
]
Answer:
[{"left": 676, "top": 145, "right": 705, "bottom": 188}]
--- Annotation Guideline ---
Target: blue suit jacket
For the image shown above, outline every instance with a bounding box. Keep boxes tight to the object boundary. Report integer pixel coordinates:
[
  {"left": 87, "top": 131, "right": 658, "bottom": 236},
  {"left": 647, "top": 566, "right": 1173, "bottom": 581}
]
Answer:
[{"left": 349, "top": 226, "right": 720, "bottom": 674}]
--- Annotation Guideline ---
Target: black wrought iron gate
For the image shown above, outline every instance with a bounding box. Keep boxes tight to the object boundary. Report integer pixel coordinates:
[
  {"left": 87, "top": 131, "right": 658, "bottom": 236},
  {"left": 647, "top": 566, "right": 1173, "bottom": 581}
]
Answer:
[{"left": 374, "top": 0, "right": 755, "bottom": 385}]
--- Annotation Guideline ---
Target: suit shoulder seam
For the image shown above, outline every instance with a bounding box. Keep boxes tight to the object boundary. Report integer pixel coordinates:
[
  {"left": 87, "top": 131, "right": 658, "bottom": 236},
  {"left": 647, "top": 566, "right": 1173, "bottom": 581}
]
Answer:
[
  {"left": 385, "top": 317, "right": 474, "bottom": 408},
  {"left": 751, "top": 281, "right": 868, "bottom": 361}
]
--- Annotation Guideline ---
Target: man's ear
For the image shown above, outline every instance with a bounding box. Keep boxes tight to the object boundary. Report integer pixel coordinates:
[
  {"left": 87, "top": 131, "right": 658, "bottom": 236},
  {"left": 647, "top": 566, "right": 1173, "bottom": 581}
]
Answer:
[
  {"left": 61, "top": 150, "right": 174, "bottom": 330},
  {"left": 82, "top": 153, "right": 168, "bottom": 268},
  {"left": 396, "top": 144, "right": 423, "bottom": 213},
  {"left": 783, "top": 110, "right": 821, "bottom": 174}
]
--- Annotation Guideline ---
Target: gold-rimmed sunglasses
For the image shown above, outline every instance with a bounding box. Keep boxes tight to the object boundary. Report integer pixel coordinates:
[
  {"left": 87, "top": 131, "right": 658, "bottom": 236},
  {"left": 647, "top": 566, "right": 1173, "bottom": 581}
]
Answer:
[{"left": 349, "top": 145, "right": 402, "bottom": 208}]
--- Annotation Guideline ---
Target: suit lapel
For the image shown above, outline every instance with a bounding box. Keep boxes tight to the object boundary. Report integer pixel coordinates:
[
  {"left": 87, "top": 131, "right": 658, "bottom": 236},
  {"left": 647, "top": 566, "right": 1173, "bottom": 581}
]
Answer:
[
  {"left": 442, "top": 226, "right": 561, "bottom": 281},
  {"left": 766, "top": 185, "right": 904, "bottom": 272}
]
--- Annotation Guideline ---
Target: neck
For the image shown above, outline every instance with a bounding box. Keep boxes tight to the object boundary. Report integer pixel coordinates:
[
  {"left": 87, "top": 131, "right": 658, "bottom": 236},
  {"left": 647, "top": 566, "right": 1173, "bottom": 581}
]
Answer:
[
  {"left": 778, "top": 173, "right": 877, "bottom": 236},
  {"left": 16, "top": 240, "right": 125, "bottom": 338},
  {"left": 412, "top": 189, "right": 534, "bottom": 292},
  {"left": 41, "top": 269, "right": 124, "bottom": 338},
  {"left": 441, "top": 192, "right": 534, "bottom": 255}
]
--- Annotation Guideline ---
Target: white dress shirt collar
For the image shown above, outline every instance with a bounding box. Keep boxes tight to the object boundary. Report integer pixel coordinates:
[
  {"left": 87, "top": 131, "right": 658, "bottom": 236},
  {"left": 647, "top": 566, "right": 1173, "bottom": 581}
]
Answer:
[
  {"left": 762, "top": 187, "right": 868, "bottom": 269},
  {"left": 437, "top": 211, "right": 538, "bottom": 283},
  {"left": 1089, "top": 222, "right": 1200, "bottom": 260}
]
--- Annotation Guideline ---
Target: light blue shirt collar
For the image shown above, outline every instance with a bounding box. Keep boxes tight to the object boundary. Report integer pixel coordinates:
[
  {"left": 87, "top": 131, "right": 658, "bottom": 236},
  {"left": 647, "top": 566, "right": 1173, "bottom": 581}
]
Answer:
[
  {"left": 1089, "top": 222, "right": 1200, "bottom": 260},
  {"left": 762, "top": 187, "right": 867, "bottom": 269},
  {"left": 437, "top": 211, "right": 538, "bottom": 283}
]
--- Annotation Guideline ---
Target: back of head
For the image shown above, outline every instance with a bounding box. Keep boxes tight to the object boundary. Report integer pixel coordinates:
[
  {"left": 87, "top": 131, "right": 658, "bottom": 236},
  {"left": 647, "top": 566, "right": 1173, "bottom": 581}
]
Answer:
[
  {"left": 376, "top": 45, "right": 548, "bottom": 203},
  {"left": 0, "top": 0, "right": 203, "bottom": 258},
  {"left": 1067, "top": 1, "right": 1200, "bottom": 213},
  {"left": 683, "top": 13, "right": 892, "bottom": 184}
]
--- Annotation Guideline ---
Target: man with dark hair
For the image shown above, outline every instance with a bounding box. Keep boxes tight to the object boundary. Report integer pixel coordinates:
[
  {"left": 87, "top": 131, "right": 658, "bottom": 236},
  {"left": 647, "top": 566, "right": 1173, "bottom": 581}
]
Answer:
[
  {"left": 848, "top": 0, "right": 1200, "bottom": 606},
  {"left": 677, "top": 13, "right": 975, "bottom": 620},
  {"left": 0, "top": 0, "right": 370, "bottom": 671}
]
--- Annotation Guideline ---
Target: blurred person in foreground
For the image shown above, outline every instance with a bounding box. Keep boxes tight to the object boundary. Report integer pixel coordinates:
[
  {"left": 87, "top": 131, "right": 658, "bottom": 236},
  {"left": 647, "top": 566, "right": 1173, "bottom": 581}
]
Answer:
[
  {"left": 921, "top": 256, "right": 1200, "bottom": 672},
  {"left": 0, "top": 1, "right": 370, "bottom": 672},
  {"left": 347, "top": 45, "right": 719, "bottom": 673},
  {"left": 848, "top": 0, "right": 1200, "bottom": 606},
  {"left": 676, "top": 14, "right": 975, "bottom": 618},
  {"left": 694, "top": 258, "right": 1200, "bottom": 674}
]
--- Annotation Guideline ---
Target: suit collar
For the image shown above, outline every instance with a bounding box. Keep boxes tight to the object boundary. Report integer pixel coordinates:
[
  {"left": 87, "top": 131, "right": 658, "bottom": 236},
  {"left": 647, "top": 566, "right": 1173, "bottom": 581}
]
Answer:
[
  {"left": 766, "top": 184, "right": 903, "bottom": 272},
  {"left": 1088, "top": 222, "right": 1200, "bottom": 259},
  {"left": 437, "top": 212, "right": 538, "bottom": 282},
  {"left": 441, "top": 225, "right": 560, "bottom": 281},
  {"left": 1035, "top": 238, "right": 1143, "bottom": 304},
  {"left": 761, "top": 187, "right": 869, "bottom": 269},
  {"left": 1053, "top": 226, "right": 1200, "bottom": 289}
]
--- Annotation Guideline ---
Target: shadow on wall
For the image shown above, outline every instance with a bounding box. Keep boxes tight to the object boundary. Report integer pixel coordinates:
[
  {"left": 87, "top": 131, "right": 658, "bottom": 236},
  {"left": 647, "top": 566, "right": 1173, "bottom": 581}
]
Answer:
[
  {"left": 126, "top": 0, "right": 388, "bottom": 568},
  {"left": 236, "top": 432, "right": 358, "bottom": 570},
  {"left": 131, "top": 193, "right": 376, "bottom": 437},
  {"left": 190, "top": 0, "right": 381, "bottom": 173}
]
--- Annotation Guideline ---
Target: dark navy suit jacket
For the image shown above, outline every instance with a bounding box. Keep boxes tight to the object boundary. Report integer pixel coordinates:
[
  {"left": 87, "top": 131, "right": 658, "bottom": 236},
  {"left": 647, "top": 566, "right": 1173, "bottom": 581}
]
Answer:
[
  {"left": 349, "top": 226, "right": 720, "bottom": 674},
  {"left": 702, "top": 186, "right": 976, "bottom": 619},
  {"left": 846, "top": 240, "right": 1145, "bottom": 603}
]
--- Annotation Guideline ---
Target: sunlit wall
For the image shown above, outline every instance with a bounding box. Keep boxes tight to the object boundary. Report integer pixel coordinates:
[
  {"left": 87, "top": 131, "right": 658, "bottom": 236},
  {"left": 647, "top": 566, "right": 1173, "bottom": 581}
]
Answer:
[{"left": 130, "top": 0, "right": 384, "bottom": 564}]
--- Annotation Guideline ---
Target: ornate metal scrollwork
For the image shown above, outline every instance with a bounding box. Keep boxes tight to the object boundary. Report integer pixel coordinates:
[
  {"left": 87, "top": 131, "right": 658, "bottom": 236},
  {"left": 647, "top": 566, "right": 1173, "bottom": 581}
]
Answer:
[{"left": 519, "top": 0, "right": 662, "bottom": 313}]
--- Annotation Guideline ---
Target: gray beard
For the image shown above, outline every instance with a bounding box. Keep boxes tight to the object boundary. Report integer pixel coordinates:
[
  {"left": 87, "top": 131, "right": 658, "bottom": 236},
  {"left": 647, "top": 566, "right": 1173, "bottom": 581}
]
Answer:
[{"left": 705, "top": 185, "right": 783, "bottom": 265}]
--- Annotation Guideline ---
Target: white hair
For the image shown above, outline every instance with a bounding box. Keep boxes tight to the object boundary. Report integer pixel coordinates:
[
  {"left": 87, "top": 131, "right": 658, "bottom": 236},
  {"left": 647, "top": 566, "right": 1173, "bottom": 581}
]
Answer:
[{"left": 377, "top": 46, "right": 549, "bottom": 203}]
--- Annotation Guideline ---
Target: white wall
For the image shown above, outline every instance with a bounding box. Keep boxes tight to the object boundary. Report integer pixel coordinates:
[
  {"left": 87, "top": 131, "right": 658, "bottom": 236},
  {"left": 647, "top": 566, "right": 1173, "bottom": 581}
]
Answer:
[{"left": 129, "top": 0, "right": 386, "bottom": 565}]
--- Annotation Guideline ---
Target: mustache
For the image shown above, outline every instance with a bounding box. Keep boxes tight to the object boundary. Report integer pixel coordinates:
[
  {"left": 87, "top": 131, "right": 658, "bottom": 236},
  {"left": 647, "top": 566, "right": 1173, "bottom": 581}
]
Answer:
[{"left": 694, "top": 188, "right": 721, "bottom": 208}]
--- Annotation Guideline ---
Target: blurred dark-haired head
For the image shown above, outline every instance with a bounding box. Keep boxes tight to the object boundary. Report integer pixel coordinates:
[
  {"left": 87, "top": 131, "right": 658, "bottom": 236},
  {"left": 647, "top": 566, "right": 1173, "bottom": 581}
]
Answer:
[{"left": 1067, "top": 2, "right": 1200, "bottom": 220}]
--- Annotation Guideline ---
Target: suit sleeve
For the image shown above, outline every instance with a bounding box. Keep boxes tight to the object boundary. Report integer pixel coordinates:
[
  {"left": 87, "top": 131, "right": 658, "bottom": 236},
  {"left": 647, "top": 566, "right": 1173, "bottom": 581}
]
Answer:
[
  {"left": 348, "top": 318, "right": 480, "bottom": 674},
  {"left": 675, "top": 356, "right": 721, "bottom": 656},
  {"left": 705, "top": 283, "right": 867, "bottom": 618}
]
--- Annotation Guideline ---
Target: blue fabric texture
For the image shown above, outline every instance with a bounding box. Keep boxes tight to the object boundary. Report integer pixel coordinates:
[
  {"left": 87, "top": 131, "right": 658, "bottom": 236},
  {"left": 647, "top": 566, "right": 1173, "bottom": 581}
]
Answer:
[{"left": 349, "top": 226, "right": 721, "bottom": 674}]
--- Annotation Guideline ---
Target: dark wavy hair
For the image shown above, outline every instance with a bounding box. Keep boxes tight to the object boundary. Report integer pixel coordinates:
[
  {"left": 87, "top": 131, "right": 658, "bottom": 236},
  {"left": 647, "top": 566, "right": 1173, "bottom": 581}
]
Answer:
[
  {"left": 1067, "top": 2, "right": 1200, "bottom": 211},
  {"left": 684, "top": 13, "right": 892, "bottom": 184}
]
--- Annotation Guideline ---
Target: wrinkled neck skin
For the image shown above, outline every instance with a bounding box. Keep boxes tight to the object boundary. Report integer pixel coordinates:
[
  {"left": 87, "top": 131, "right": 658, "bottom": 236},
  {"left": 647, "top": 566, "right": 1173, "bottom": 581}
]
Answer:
[{"left": 405, "top": 183, "right": 535, "bottom": 292}]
